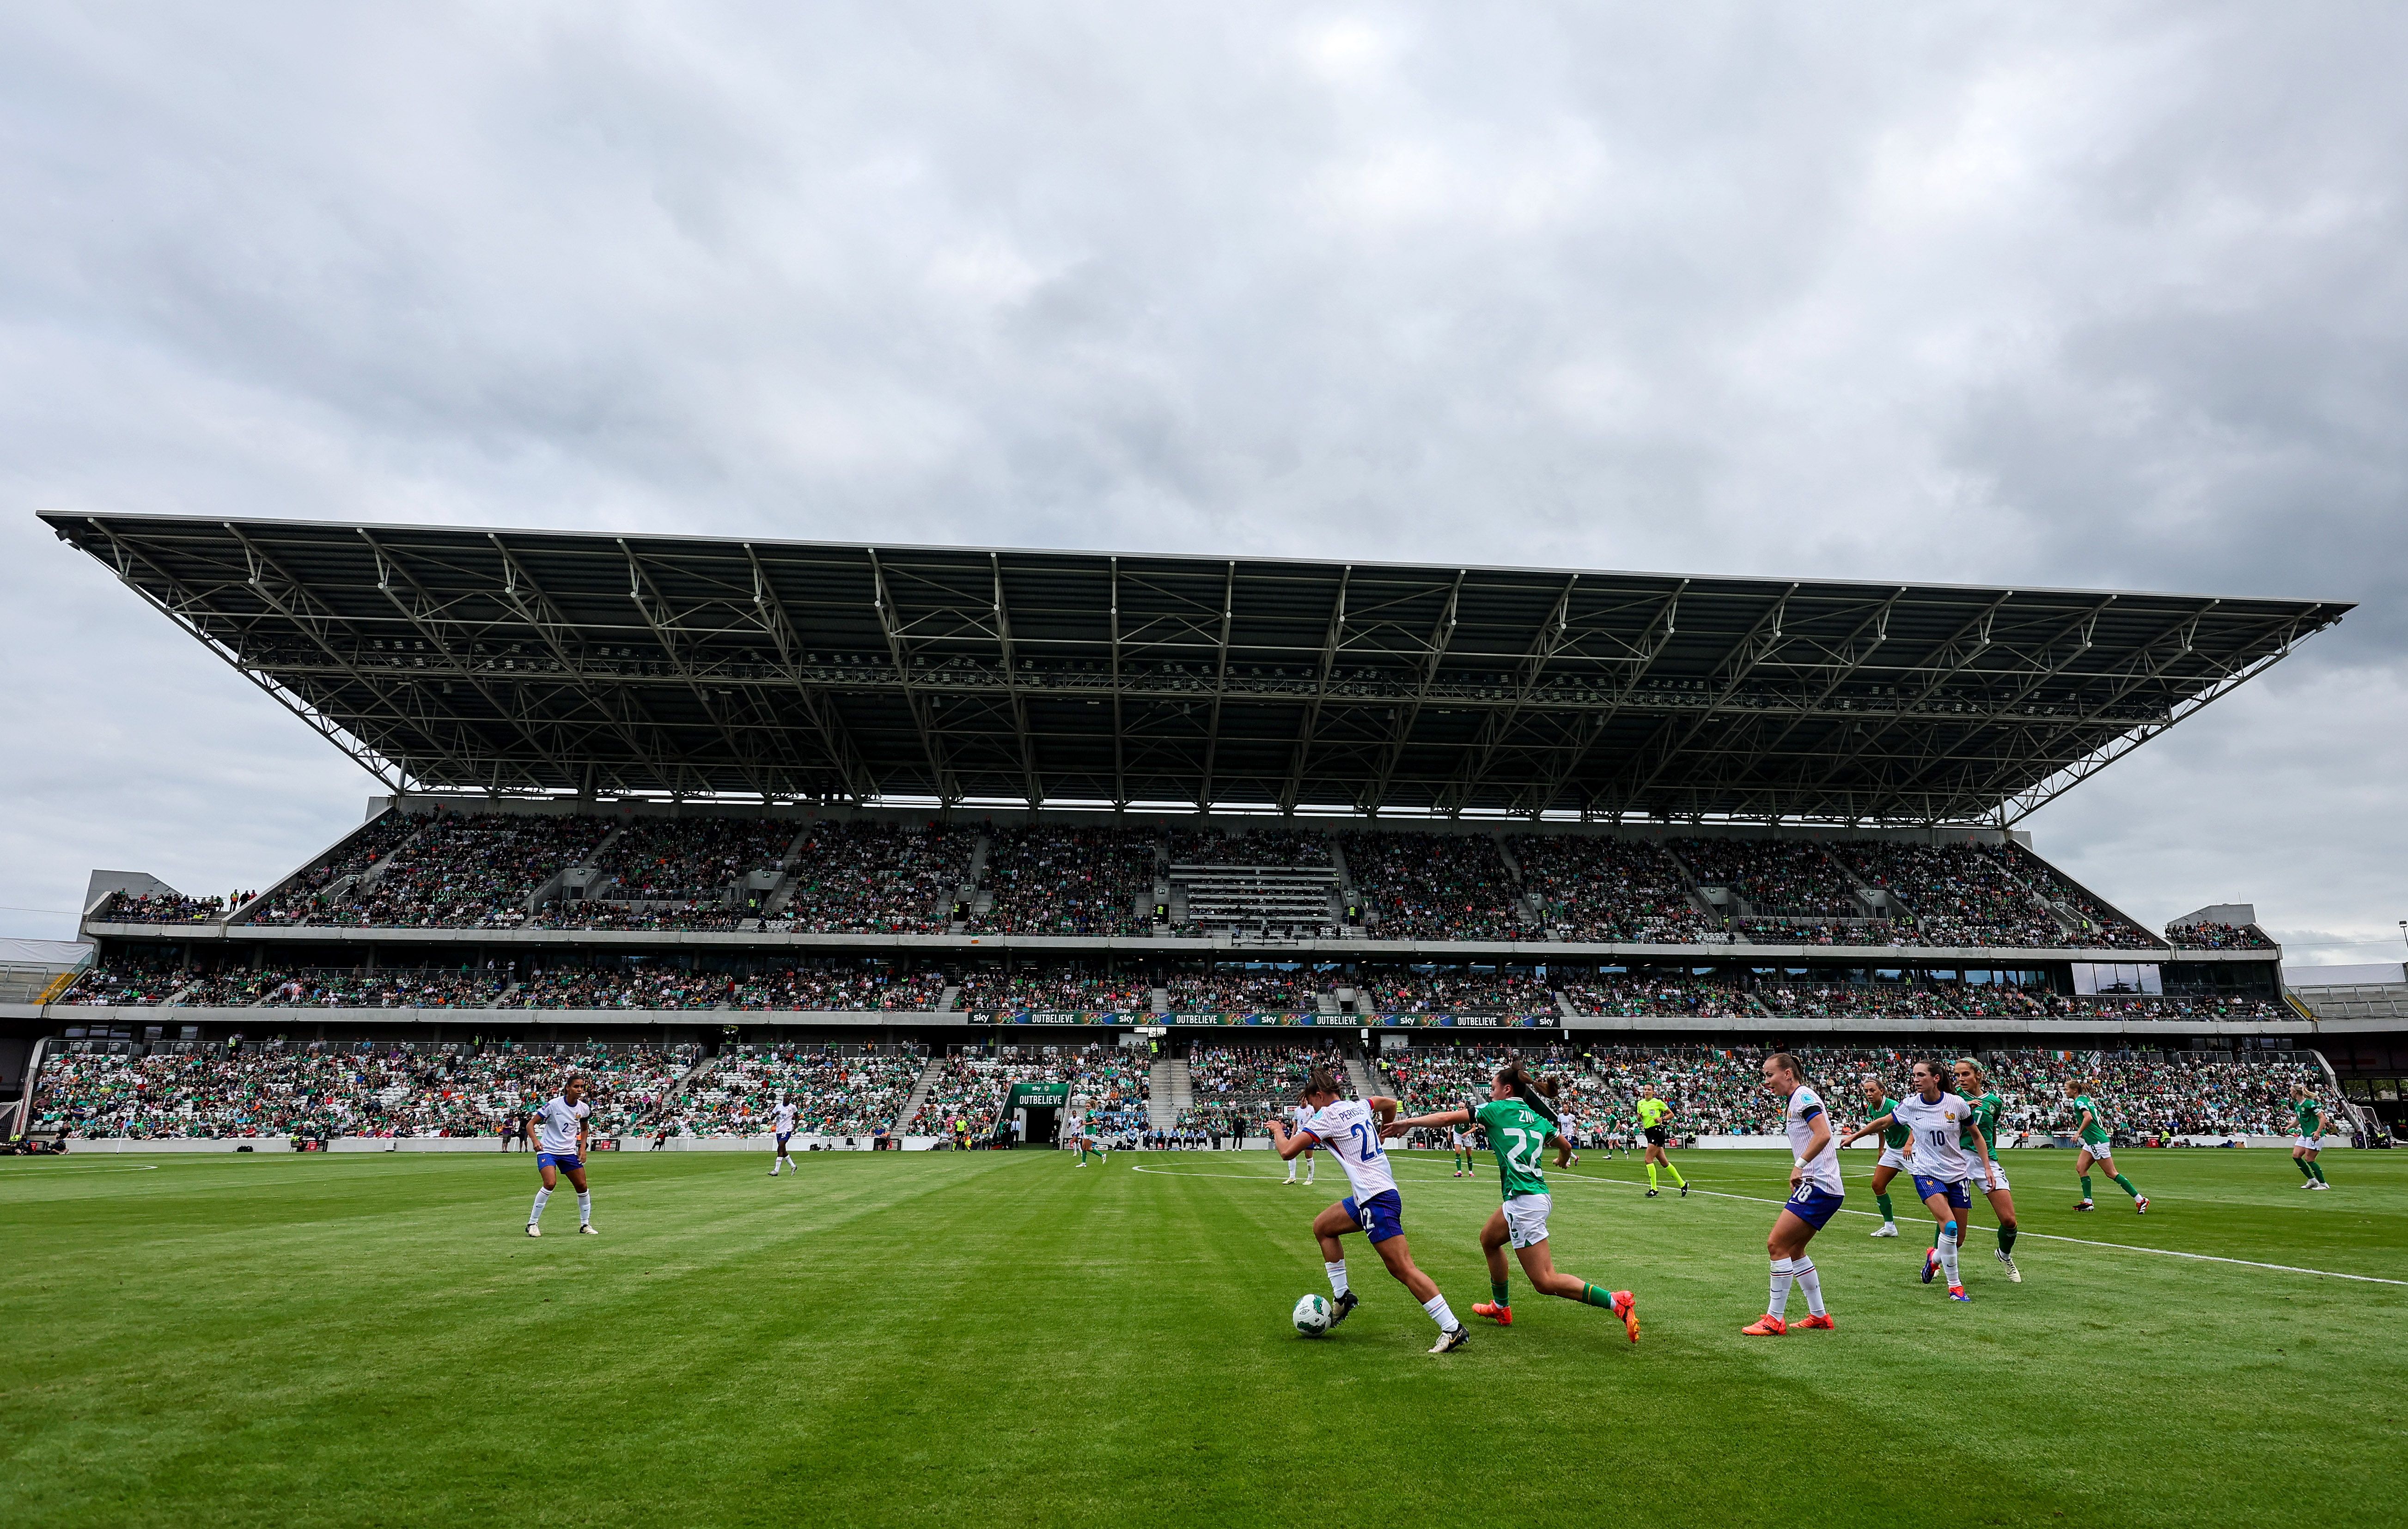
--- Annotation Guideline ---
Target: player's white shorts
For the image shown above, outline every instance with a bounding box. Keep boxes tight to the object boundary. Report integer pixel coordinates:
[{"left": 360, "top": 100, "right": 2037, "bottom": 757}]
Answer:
[
  {"left": 1503, "top": 1193, "right": 1551, "bottom": 1249},
  {"left": 1969, "top": 1160, "right": 2009, "bottom": 1193},
  {"left": 2076, "top": 1139, "right": 2113, "bottom": 1161},
  {"left": 2294, "top": 1135, "right": 2321, "bottom": 1151},
  {"left": 1877, "top": 1145, "right": 1912, "bottom": 1173}
]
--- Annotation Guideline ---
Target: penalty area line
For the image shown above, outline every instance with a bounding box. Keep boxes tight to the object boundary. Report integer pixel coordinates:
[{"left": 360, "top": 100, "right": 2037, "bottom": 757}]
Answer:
[{"left": 1546, "top": 1166, "right": 2408, "bottom": 1287}]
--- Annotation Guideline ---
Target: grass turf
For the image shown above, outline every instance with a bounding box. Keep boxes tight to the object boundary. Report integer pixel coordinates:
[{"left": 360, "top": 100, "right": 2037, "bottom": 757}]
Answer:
[{"left": 4, "top": 1145, "right": 2403, "bottom": 1528}]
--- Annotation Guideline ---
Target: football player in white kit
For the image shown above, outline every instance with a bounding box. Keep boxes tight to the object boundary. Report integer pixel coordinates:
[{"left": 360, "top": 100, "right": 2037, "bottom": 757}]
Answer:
[
  {"left": 1847, "top": 1060, "right": 1996, "bottom": 1302},
  {"left": 524, "top": 1076, "right": 597, "bottom": 1236},
  {"left": 1282, "top": 1101, "right": 1317, "bottom": 1186},
  {"left": 1268, "top": 1067, "right": 1469, "bottom": 1353},
  {"left": 1743, "top": 1054, "right": 1840, "bottom": 1335},
  {"left": 768, "top": 1097, "right": 799, "bottom": 1176},
  {"left": 1060, "top": 1098, "right": 1090, "bottom": 1166}
]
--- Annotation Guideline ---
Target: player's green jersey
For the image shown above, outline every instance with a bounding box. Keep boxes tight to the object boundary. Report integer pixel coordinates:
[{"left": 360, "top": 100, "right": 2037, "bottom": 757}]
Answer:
[
  {"left": 1471, "top": 1098, "right": 1553, "bottom": 1200},
  {"left": 2294, "top": 1097, "right": 2324, "bottom": 1136},
  {"left": 1960, "top": 1090, "right": 2003, "bottom": 1151},
  {"left": 1874, "top": 1096, "right": 1909, "bottom": 1149},
  {"left": 2072, "top": 1094, "right": 2111, "bottom": 1145},
  {"left": 1634, "top": 1097, "right": 1673, "bottom": 1130}
]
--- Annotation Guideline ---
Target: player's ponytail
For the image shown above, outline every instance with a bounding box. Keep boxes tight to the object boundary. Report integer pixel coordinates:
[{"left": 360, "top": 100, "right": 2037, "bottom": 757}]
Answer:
[
  {"left": 1497, "top": 1060, "right": 1561, "bottom": 1130},
  {"left": 1302, "top": 1066, "right": 1342, "bottom": 1102}
]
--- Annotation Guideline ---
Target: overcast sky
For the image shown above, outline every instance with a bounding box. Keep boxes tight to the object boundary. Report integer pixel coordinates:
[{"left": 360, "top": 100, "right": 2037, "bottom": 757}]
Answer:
[{"left": 2, "top": 3, "right": 2402, "bottom": 963}]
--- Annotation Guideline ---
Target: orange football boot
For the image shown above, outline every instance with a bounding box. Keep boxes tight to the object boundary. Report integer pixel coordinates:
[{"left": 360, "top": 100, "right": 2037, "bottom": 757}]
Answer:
[
  {"left": 1792, "top": 1313, "right": 1835, "bottom": 1330},
  {"left": 1472, "top": 1301, "right": 1513, "bottom": 1325},
  {"left": 1741, "top": 1314, "right": 1787, "bottom": 1336},
  {"left": 1610, "top": 1290, "right": 1640, "bottom": 1344}
]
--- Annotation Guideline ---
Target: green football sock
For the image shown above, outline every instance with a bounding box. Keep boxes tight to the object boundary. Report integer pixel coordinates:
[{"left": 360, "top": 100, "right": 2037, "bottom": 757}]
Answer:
[
  {"left": 2295, "top": 1156, "right": 2317, "bottom": 1178},
  {"left": 1666, "top": 1162, "right": 1686, "bottom": 1187},
  {"left": 2310, "top": 1160, "right": 2328, "bottom": 1183},
  {"left": 1875, "top": 1192, "right": 1896, "bottom": 1222},
  {"left": 1579, "top": 1284, "right": 1616, "bottom": 1309},
  {"left": 1998, "top": 1225, "right": 2017, "bottom": 1256},
  {"left": 2079, "top": 1175, "right": 2093, "bottom": 1199},
  {"left": 2112, "top": 1173, "right": 2139, "bottom": 1199},
  {"left": 1492, "top": 1279, "right": 1511, "bottom": 1305},
  {"left": 1646, "top": 1163, "right": 1659, "bottom": 1190}
]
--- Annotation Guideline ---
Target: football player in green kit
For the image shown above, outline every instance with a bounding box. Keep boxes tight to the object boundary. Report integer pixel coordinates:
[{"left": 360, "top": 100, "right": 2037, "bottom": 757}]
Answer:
[
  {"left": 2066, "top": 1078, "right": 2148, "bottom": 1213},
  {"left": 1853, "top": 1072, "right": 1912, "bottom": 1237},
  {"left": 2289, "top": 1083, "right": 2332, "bottom": 1189},
  {"left": 1952, "top": 1058, "right": 2021, "bottom": 1282},
  {"left": 1384, "top": 1060, "right": 1640, "bottom": 1342}
]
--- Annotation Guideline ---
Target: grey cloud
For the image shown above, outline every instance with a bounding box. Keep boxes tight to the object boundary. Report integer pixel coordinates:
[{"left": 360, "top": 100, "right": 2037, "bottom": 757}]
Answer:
[{"left": 0, "top": 1, "right": 2401, "bottom": 956}]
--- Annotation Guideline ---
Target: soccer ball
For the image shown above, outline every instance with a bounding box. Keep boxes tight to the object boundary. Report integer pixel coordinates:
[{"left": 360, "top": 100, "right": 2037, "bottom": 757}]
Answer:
[{"left": 1292, "top": 1293, "right": 1332, "bottom": 1338}]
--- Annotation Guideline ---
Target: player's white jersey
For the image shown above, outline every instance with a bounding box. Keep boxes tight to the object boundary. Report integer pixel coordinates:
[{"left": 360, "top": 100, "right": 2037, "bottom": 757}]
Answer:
[
  {"left": 1060, "top": 1109, "right": 1084, "bottom": 1140},
  {"left": 772, "top": 1103, "right": 798, "bottom": 1136},
  {"left": 1296, "top": 1098, "right": 1397, "bottom": 1200},
  {"left": 533, "top": 1096, "right": 590, "bottom": 1155},
  {"left": 1786, "top": 1085, "right": 1842, "bottom": 1194},
  {"left": 1894, "top": 1092, "right": 1976, "bottom": 1182}
]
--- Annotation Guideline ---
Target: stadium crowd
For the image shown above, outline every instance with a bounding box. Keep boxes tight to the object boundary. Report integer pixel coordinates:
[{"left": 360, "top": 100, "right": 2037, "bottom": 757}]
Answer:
[
  {"left": 30, "top": 1041, "right": 692, "bottom": 1140},
  {"left": 1163, "top": 971, "right": 1320, "bottom": 1012},
  {"left": 1673, "top": 839, "right": 1866, "bottom": 919},
  {"left": 2165, "top": 921, "right": 2280, "bottom": 951},
  {"left": 1511, "top": 836, "right": 1713, "bottom": 943},
  {"left": 313, "top": 814, "right": 615, "bottom": 928},
  {"left": 951, "top": 970, "right": 1154, "bottom": 1014},
  {"left": 1165, "top": 828, "right": 1329, "bottom": 867},
  {"left": 674, "top": 1047, "right": 923, "bottom": 1137},
  {"left": 1354, "top": 970, "right": 1559, "bottom": 1014},
  {"left": 1340, "top": 833, "right": 1523, "bottom": 940},
  {"left": 93, "top": 892, "right": 232, "bottom": 925},
  {"left": 779, "top": 821, "right": 975, "bottom": 934},
  {"left": 976, "top": 828, "right": 1157, "bottom": 937}
]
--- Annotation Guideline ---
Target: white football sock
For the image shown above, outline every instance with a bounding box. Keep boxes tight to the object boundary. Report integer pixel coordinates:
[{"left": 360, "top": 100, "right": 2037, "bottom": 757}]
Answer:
[
  {"left": 1767, "top": 1256, "right": 1794, "bottom": 1318},
  {"left": 1793, "top": 1258, "right": 1825, "bottom": 1316},
  {"left": 529, "top": 1187, "right": 550, "bottom": 1224},
  {"left": 1422, "top": 1293, "right": 1458, "bottom": 1331},
  {"left": 1938, "top": 1225, "right": 1962, "bottom": 1285},
  {"left": 577, "top": 1191, "right": 591, "bottom": 1226},
  {"left": 1325, "top": 1260, "right": 1349, "bottom": 1298}
]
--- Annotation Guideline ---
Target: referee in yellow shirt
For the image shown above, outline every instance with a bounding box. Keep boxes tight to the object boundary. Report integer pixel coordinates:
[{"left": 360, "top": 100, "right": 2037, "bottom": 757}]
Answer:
[{"left": 1634, "top": 1085, "right": 1688, "bottom": 1198}]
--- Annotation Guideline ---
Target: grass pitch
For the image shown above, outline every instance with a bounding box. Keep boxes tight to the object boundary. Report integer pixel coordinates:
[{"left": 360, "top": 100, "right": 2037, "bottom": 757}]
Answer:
[{"left": 5, "top": 1145, "right": 2403, "bottom": 1529}]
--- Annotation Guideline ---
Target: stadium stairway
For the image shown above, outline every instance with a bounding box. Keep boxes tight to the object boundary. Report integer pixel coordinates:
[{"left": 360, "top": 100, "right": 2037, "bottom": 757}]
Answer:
[
  {"left": 892, "top": 1055, "right": 945, "bottom": 1134},
  {"left": 1151, "top": 1057, "right": 1189, "bottom": 1131},
  {"left": 1341, "top": 1054, "right": 1377, "bottom": 1101}
]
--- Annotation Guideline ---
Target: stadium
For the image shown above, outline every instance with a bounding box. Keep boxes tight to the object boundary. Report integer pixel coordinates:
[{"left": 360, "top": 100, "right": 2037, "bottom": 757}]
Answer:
[{"left": 10, "top": 515, "right": 2406, "bottom": 1526}]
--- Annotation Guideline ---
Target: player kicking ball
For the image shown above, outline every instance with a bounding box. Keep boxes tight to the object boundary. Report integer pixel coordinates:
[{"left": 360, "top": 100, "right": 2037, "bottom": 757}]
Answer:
[
  {"left": 1268, "top": 1068, "right": 1469, "bottom": 1354},
  {"left": 768, "top": 1097, "right": 798, "bottom": 1176},
  {"left": 525, "top": 1077, "right": 598, "bottom": 1237},
  {"left": 1744, "top": 1053, "right": 1840, "bottom": 1335},
  {"left": 1383, "top": 1061, "right": 1636, "bottom": 1342}
]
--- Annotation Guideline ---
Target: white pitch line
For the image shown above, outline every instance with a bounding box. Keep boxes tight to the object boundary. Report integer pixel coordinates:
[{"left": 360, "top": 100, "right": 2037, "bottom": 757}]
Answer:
[{"left": 1127, "top": 1158, "right": 2408, "bottom": 1288}]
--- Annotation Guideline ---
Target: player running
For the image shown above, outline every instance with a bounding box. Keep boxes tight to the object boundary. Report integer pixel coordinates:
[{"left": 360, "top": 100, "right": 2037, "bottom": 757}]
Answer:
[
  {"left": 1634, "top": 1084, "right": 1687, "bottom": 1198},
  {"left": 1268, "top": 1067, "right": 1469, "bottom": 1354},
  {"left": 2291, "top": 1083, "right": 2332, "bottom": 1190},
  {"left": 1383, "top": 1061, "right": 1638, "bottom": 1341},
  {"left": 1743, "top": 1053, "right": 1840, "bottom": 1336},
  {"left": 1060, "top": 1098, "right": 1088, "bottom": 1166},
  {"left": 1953, "top": 1058, "right": 2022, "bottom": 1281},
  {"left": 2065, "top": 1079, "right": 2147, "bottom": 1213},
  {"left": 525, "top": 1076, "right": 597, "bottom": 1237},
  {"left": 1282, "top": 1101, "right": 1317, "bottom": 1186},
  {"left": 1854, "top": 1072, "right": 1911, "bottom": 1237},
  {"left": 768, "top": 1096, "right": 798, "bottom": 1176},
  {"left": 1843, "top": 1060, "right": 1993, "bottom": 1301}
]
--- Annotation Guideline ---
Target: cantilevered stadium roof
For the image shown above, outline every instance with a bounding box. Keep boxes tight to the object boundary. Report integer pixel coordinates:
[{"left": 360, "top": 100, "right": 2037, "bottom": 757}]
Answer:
[{"left": 41, "top": 513, "right": 2350, "bottom": 825}]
